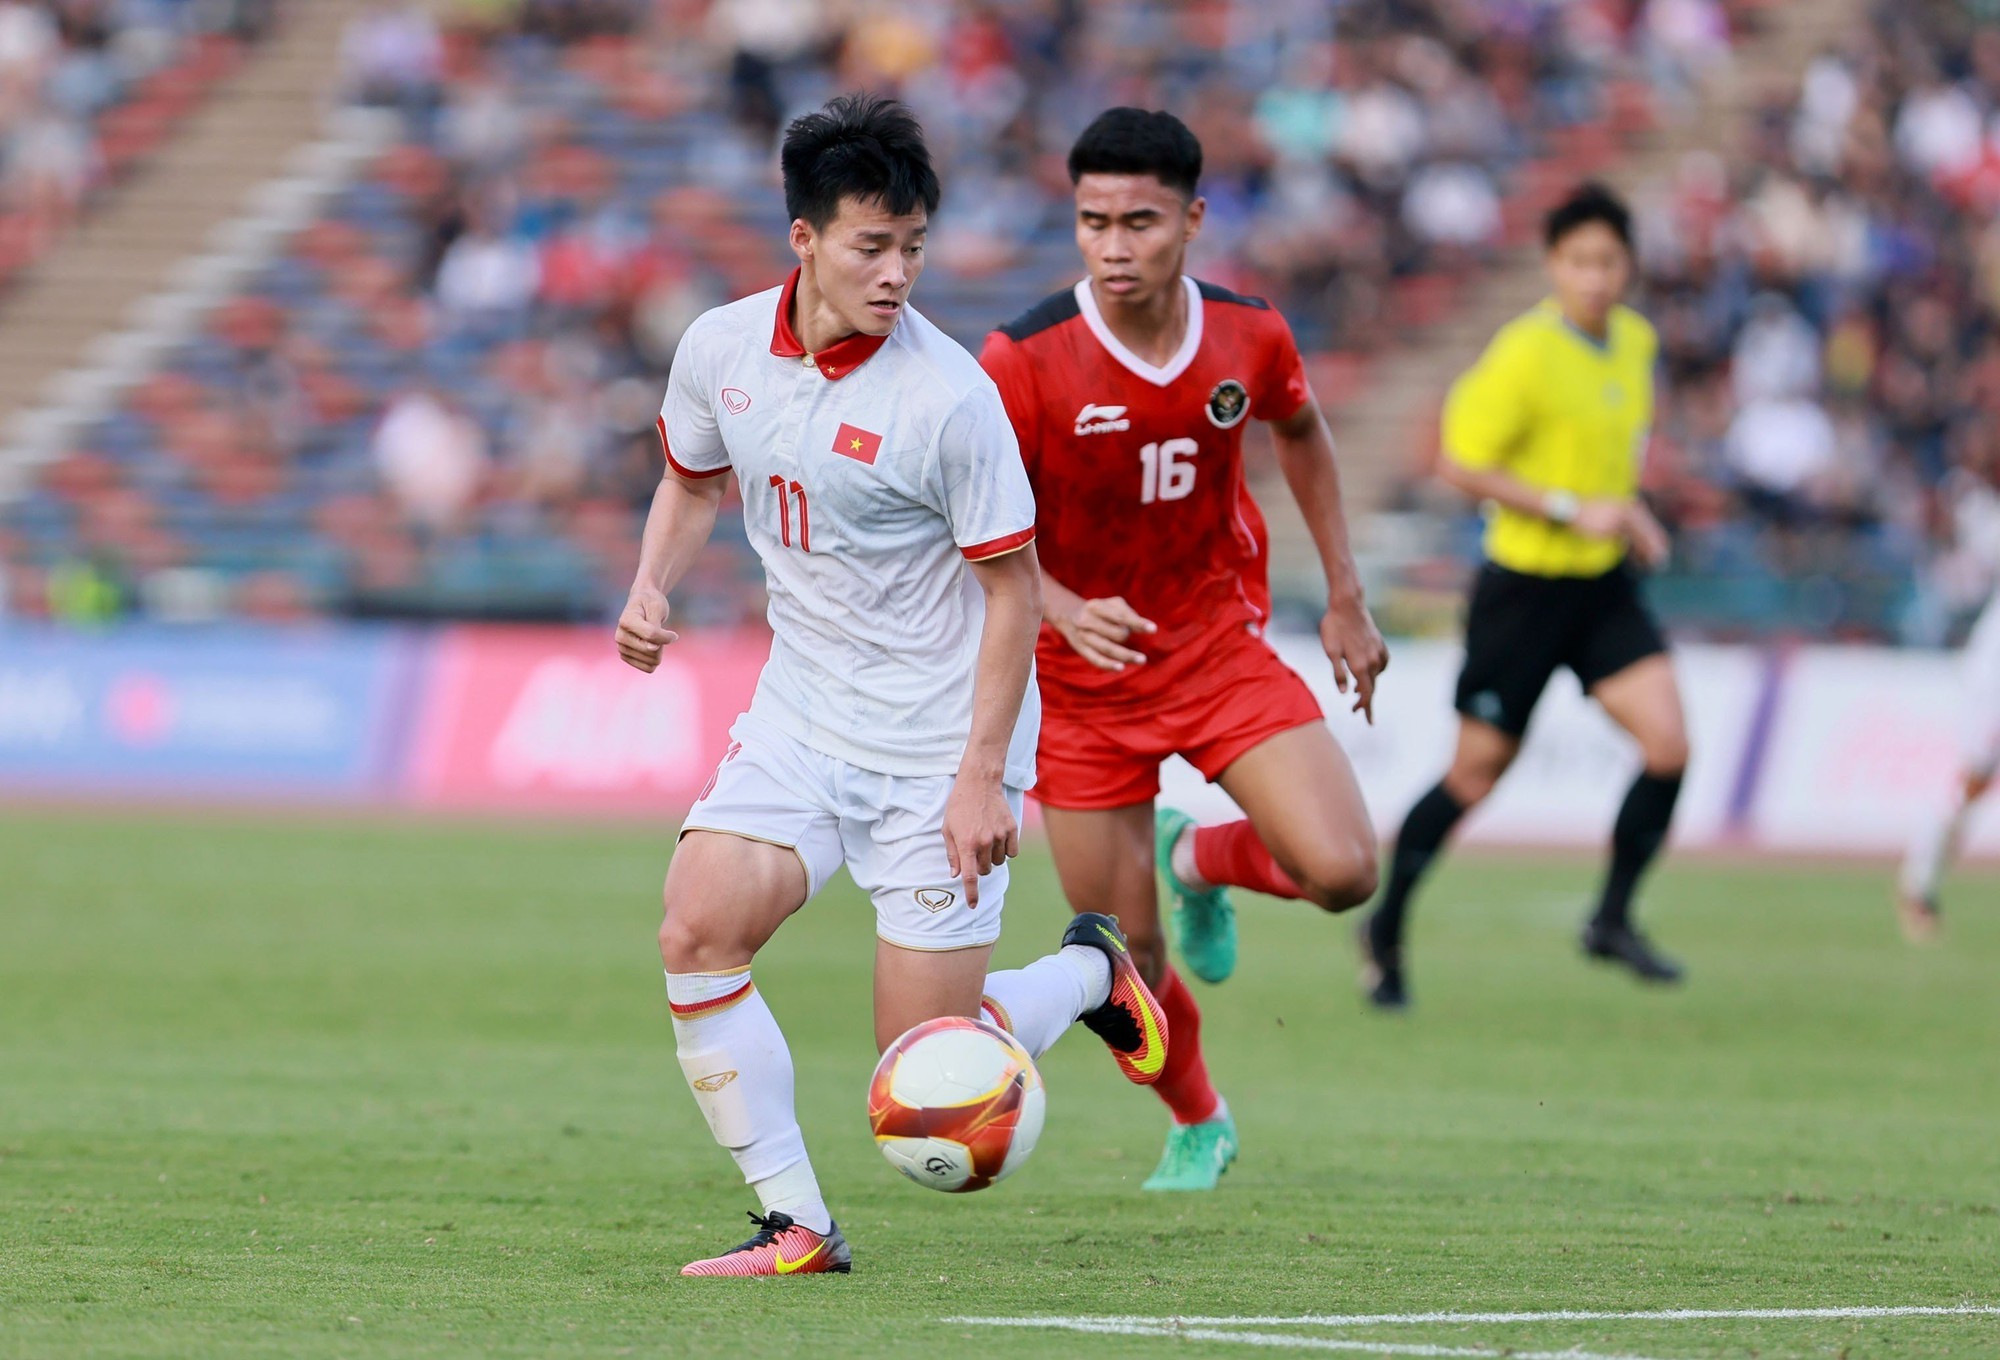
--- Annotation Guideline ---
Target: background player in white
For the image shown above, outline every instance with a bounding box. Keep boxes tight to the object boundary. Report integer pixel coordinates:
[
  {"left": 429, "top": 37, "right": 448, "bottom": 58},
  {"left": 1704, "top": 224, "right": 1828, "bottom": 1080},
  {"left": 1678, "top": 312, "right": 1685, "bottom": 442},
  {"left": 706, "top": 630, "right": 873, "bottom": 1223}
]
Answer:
[
  {"left": 613, "top": 95, "right": 1168, "bottom": 1278},
  {"left": 1900, "top": 471, "right": 2000, "bottom": 940}
]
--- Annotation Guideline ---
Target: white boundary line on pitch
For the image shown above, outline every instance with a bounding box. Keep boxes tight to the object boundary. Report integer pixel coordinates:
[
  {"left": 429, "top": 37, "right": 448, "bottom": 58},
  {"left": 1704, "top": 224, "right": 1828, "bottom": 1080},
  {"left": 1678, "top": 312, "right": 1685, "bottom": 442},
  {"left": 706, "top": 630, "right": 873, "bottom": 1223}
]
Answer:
[
  {"left": 943, "top": 1305, "right": 2000, "bottom": 1359},
  {"left": 944, "top": 1317, "right": 1659, "bottom": 1359},
  {"left": 947, "top": 1305, "right": 2000, "bottom": 1329}
]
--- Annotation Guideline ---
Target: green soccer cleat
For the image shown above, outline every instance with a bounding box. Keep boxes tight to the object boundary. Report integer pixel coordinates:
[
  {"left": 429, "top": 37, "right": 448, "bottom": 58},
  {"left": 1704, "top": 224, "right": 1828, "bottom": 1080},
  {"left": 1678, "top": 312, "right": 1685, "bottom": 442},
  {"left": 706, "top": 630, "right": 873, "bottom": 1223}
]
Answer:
[
  {"left": 1142, "top": 1111, "right": 1239, "bottom": 1192},
  {"left": 1157, "top": 806, "right": 1237, "bottom": 984}
]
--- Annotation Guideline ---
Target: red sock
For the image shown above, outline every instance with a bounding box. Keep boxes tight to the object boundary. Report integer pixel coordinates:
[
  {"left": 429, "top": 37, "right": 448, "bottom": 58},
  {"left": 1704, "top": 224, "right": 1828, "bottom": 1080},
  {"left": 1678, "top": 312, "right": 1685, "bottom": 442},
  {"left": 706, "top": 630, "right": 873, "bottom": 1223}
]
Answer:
[
  {"left": 1151, "top": 967, "right": 1221, "bottom": 1125},
  {"left": 1192, "top": 819, "right": 1303, "bottom": 900}
]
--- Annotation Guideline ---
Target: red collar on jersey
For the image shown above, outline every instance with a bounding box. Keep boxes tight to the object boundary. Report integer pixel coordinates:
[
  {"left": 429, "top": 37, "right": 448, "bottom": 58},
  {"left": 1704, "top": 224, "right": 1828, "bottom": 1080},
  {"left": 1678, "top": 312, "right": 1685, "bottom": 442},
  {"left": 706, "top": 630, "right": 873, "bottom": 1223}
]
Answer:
[{"left": 770, "top": 267, "right": 890, "bottom": 380}]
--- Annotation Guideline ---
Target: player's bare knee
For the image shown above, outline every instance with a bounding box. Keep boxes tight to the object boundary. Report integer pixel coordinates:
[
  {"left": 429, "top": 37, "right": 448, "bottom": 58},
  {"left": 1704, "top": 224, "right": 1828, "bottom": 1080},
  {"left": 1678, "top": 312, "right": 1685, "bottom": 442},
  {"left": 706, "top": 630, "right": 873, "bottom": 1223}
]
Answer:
[
  {"left": 1644, "top": 732, "right": 1689, "bottom": 778},
  {"left": 1443, "top": 765, "right": 1500, "bottom": 807},
  {"left": 1294, "top": 839, "right": 1379, "bottom": 913},
  {"left": 656, "top": 910, "right": 699, "bottom": 971},
  {"left": 658, "top": 904, "right": 750, "bottom": 974}
]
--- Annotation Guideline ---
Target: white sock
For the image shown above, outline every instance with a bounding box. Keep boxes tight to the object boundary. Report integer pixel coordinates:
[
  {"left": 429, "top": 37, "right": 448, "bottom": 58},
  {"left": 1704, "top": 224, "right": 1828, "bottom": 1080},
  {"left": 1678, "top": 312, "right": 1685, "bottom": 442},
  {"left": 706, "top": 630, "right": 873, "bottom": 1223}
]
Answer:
[
  {"left": 980, "top": 945, "right": 1112, "bottom": 1058},
  {"left": 750, "top": 1160, "right": 829, "bottom": 1235},
  {"left": 1902, "top": 785, "right": 1972, "bottom": 902},
  {"left": 665, "top": 968, "right": 832, "bottom": 1235},
  {"left": 1171, "top": 824, "right": 1211, "bottom": 889}
]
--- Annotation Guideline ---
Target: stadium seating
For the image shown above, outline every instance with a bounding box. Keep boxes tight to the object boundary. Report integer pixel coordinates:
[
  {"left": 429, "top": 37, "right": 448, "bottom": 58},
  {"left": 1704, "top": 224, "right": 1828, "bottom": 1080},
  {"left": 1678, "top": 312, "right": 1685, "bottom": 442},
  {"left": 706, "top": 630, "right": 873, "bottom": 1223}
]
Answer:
[
  {"left": 0, "top": 0, "right": 1768, "bottom": 625},
  {"left": 1622, "top": 3, "right": 1991, "bottom": 642},
  {"left": 0, "top": 0, "right": 275, "bottom": 290}
]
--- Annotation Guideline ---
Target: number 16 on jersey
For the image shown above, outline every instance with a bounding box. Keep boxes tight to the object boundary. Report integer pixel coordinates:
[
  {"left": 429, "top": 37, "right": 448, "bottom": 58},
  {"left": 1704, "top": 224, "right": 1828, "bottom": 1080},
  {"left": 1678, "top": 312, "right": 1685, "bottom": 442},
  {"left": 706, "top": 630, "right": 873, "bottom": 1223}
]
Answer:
[{"left": 1138, "top": 438, "right": 1198, "bottom": 505}]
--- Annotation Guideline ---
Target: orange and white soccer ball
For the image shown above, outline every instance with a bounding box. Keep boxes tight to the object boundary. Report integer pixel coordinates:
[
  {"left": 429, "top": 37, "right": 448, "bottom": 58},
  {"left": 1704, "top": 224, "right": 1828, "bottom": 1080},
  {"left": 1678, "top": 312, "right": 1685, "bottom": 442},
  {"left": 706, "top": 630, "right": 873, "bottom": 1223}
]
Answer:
[{"left": 868, "top": 1016, "right": 1046, "bottom": 1192}]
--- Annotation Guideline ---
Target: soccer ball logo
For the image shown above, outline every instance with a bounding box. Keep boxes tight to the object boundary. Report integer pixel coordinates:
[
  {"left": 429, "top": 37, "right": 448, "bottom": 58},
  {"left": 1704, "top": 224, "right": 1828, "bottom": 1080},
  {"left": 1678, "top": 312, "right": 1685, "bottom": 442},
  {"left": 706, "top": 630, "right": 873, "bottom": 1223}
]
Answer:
[{"left": 868, "top": 1016, "right": 1046, "bottom": 1193}]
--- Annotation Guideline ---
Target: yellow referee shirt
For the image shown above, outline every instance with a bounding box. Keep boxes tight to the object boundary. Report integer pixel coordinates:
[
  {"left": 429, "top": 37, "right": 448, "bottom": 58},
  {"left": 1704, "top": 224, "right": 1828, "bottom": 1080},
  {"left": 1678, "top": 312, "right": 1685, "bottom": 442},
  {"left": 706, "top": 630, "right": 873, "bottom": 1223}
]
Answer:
[{"left": 1442, "top": 299, "right": 1657, "bottom": 578}]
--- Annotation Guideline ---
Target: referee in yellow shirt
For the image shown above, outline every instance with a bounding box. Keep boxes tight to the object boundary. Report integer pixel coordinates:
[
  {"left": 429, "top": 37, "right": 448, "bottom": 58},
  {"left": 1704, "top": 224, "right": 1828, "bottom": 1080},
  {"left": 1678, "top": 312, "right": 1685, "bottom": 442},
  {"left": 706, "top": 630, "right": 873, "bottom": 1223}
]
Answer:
[{"left": 1361, "top": 183, "right": 1689, "bottom": 1008}]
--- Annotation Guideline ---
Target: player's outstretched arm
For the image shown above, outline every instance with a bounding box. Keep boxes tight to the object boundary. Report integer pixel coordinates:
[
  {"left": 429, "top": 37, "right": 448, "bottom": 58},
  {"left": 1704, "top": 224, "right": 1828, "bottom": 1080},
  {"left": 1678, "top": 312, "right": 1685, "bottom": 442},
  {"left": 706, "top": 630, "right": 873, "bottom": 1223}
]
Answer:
[
  {"left": 1269, "top": 398, "right": 1389, "bottom": 721},
  {"left": 943, "top": 544, "right": 1041, "bottom": 906},
  {"left": 615, "top": 469, "right": 727, "bottom": 673}
]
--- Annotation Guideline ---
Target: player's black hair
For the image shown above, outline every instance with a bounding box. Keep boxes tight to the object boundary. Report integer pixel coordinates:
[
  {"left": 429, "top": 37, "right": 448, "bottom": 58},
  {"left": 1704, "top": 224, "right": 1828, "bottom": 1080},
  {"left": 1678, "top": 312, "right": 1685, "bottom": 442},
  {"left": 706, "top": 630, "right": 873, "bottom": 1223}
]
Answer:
[
  {"left": 780, "top": 92, "right": 940, "bottom": 230},
  {"left": 1067, "top": 107, "right": 1203, "bottom": 199},
  {"left": 1544, "top": 181, "right": 1633, "bottom": 251}
]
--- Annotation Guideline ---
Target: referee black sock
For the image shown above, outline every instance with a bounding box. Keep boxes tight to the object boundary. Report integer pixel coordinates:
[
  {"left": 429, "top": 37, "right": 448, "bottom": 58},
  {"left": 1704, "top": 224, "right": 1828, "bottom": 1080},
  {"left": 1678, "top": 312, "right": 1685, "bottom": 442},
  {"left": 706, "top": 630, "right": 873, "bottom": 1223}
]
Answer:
[
  {"left": 1368, "top": 782, "right": 1467, "bottom": 958},
  {"left": 1593, "top": 771, "right": 1683, "bottom": 930}
]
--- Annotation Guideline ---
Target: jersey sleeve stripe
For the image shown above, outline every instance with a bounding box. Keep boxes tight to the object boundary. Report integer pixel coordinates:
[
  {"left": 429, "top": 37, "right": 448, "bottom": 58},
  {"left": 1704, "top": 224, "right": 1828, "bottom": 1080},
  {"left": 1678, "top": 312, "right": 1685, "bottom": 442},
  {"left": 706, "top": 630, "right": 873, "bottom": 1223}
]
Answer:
[
  {"left": 995, "top": 287, "right": 1082, "bottom": 343},
  {"left": 1194, "top": 278, "right": 1273, "bottom": 310},
  {"left": 659, "top": 414, "right": 727, "bottom": 479},
  {"left": 961, "top": 527, "right": 1036, "bottom": 561}
]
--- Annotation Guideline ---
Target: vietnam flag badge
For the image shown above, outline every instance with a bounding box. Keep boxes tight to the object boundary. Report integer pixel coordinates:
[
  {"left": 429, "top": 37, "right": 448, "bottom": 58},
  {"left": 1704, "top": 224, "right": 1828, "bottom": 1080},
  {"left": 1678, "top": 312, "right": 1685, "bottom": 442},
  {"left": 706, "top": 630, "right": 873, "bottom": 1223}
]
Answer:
[{"left": 832, "top": 422, "right": 882, "bottom": 465}]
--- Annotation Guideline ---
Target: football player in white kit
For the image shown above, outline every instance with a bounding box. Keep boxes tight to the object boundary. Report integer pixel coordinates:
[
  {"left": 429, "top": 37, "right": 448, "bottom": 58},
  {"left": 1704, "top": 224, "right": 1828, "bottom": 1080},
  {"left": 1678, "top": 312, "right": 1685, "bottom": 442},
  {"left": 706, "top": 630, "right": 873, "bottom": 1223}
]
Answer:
[
  {"left": 614, "top": 95, "right": 1168, "bottom": 1277},
  {"left": 1900, "top": 474, "right": 2000, "bottom": 940}
]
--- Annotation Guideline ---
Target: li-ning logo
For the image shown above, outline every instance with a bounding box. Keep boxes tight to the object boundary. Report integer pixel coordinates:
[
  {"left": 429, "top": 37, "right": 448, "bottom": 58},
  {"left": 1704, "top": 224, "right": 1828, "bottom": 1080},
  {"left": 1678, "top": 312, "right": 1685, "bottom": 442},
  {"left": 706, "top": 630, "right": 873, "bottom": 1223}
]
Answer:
[
  {"left": 1074, "top": 403, "right": 1131, "bottom": 435},
  {"left": 692, "top": 1070, "right": 739, "bottom": 1093},
  {"left": 721, "top": 387, "right": 752, "bottom": 415},
  {"left": 915, "top": 888, "right": 957, "bottom": 913}
]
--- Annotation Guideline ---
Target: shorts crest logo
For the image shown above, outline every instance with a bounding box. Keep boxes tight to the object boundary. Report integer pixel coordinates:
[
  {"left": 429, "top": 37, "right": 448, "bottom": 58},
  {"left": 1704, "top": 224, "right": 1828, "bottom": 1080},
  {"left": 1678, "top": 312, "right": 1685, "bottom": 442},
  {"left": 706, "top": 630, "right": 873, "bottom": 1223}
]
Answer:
[
  {"left": 914, "top": 888, "right": 957, "bottom": 913},
  {"left": 1206, "top": 379, "right": 1250, "bottom": 429},
  {"left": 691, "top": 1070, "right": 738, "bottom": 1093},
  {"left": 720, "top": 387, "right": 751, "bottom": 415}
]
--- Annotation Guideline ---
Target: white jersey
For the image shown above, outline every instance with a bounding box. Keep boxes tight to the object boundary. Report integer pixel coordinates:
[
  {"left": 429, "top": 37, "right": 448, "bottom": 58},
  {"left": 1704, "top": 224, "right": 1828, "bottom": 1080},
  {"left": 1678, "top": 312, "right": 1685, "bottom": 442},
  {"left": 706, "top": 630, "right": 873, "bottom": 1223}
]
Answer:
[
  {"left": 658, "top": 270, "right": 1040, "bottom": 788},
  {"left": 1960, "top": 586, "right": 2000, "bottom": 776},
  {"left": 1949, "top": 480, "right": 2000, "bottom": 772}
]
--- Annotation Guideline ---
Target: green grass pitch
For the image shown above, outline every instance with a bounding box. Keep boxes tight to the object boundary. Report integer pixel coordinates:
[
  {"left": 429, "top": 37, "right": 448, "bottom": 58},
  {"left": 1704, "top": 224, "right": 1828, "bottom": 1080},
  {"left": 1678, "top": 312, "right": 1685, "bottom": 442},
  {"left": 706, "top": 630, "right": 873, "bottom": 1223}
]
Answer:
[{"left": 4, "top": 811, "right": 1999, "bottom": 1359}]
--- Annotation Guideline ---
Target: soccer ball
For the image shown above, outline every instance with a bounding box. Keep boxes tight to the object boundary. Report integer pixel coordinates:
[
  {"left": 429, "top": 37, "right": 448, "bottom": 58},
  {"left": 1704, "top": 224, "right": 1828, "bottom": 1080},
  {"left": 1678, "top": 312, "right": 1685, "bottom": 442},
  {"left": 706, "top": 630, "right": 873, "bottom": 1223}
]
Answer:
[{"left": 868, "top": 1016, "right": 1046, "bottom": 1193}]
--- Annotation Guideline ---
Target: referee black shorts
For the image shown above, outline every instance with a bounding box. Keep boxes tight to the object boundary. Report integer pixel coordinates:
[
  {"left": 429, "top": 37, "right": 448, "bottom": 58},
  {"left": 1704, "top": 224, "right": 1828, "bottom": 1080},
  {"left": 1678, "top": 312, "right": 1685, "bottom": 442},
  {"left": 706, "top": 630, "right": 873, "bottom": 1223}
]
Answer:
[{"left": 1453, "top": 560, "right": 1668, "bottom": 738}]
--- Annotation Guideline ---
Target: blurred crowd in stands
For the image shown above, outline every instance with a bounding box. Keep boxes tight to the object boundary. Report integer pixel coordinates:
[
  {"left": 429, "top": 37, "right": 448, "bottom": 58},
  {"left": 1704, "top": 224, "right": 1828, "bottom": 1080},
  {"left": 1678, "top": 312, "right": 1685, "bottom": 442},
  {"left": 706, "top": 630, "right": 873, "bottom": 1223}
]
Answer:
[
  {"left": 0, "top": 0, "right": 274, "bottom": 287},
  {"left": 1615, "top": 0, "right": 2000, "bottom": 640},
  {"left": 27, "top": 0, "right": 1993, "bottom": 644},
  {"left": 6, "top": 0, "right": 1707, "bottom": 625}
]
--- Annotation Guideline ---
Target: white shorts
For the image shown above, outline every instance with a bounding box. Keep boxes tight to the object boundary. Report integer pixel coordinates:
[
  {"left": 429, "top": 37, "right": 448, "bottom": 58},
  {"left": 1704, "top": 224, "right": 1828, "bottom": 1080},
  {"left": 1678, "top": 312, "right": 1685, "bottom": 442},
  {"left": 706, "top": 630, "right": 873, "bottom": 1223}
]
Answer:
[
  {"left": 680, "top": 712, "right": 1022, "bottom": 951},
  {"left": 1963, "top": 593, "right": 2000, "bottom": 775}
]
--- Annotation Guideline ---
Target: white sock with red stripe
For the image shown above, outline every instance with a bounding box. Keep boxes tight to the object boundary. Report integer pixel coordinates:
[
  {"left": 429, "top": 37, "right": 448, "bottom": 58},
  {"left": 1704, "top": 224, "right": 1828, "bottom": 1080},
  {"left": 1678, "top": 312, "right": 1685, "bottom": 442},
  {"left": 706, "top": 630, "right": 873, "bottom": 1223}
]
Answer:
[
  {"left": 666, "top": 968, "right": 831, "bottom": 1235},
  {"left": 979, "top": 945, "right": 1111, "bottom": 1058}
]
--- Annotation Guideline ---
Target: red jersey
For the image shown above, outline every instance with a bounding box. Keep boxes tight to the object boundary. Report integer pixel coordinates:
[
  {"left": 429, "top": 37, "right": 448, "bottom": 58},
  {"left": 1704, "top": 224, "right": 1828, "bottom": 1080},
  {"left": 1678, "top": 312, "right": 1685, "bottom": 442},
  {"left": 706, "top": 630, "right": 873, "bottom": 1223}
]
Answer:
[{"left": 978, "top": 276, "right": 1311, "bottom": 711}]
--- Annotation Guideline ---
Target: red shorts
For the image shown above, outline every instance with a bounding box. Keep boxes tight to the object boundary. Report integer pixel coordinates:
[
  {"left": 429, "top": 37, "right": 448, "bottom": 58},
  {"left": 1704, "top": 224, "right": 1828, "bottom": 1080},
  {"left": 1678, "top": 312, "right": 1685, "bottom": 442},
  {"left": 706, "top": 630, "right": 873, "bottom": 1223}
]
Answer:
[{"left": 1034, "top": 630, "right": 1324, "bottom": 810}]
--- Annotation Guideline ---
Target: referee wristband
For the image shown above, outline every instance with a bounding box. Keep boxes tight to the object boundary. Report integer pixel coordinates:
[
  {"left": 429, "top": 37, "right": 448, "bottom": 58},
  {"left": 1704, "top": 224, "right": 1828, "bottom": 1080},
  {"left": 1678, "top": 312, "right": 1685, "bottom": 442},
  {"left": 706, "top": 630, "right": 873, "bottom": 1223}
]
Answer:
[{"left": 1542, "top": 490, "right": 1580, "bottom": 526}]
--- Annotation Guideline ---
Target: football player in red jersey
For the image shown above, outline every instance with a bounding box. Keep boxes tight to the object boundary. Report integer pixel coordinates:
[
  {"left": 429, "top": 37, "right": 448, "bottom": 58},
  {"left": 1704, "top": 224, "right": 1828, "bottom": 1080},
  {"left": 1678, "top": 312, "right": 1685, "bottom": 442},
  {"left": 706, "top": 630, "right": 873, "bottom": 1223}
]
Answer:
[{"left": 979, "top": 108, "right": 1388, "bottom": 1190}]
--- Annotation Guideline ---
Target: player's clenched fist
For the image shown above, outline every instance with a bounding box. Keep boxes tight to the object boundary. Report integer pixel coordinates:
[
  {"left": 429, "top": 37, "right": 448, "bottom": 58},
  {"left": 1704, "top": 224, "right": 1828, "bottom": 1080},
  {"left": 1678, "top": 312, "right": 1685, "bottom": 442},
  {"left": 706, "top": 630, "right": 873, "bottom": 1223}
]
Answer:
[
  {"left": 615, "top": 586, "right": 678, "bottom": 672},
  {"left": 1573, "top": 499, "right": 1670, "bottom": 570},
  {"left": 1052, "top": 595, "right": 1157, "bottom": 672}
]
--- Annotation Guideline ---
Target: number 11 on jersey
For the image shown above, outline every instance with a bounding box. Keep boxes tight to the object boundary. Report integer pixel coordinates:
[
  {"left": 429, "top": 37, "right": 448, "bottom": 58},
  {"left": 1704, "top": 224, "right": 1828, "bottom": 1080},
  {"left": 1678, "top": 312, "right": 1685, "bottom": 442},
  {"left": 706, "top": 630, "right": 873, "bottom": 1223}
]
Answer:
[
  {"left": 769, "top": 474, "right": 811, "bottom": 551},
  {"left": 1138, "top": 438, "right": 1198, "bottom": 505}
]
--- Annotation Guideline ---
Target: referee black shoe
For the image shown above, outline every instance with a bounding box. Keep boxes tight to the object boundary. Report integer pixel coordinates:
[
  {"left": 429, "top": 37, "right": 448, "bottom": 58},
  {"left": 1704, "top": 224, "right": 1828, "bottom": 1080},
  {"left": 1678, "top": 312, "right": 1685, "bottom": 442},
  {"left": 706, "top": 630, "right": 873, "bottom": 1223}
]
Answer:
[
  {"left": 1580, "top": 920, "right": 1683, "bottom": 984},
  {"left": 1356, "top": 919, "right": 1410, "bottom": 1012}
]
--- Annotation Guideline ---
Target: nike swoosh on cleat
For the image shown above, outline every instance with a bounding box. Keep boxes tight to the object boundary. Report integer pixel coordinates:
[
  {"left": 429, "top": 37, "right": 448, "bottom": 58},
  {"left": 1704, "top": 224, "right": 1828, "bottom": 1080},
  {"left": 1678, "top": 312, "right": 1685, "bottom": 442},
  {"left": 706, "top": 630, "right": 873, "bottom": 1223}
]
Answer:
[
  {"left": 773, "top": 1241, "right": 826, "bottom": 1274},
  {"left": 1126, "top": 982, "right": 1166, "bottom": 1077}
]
